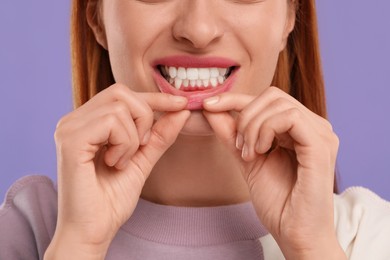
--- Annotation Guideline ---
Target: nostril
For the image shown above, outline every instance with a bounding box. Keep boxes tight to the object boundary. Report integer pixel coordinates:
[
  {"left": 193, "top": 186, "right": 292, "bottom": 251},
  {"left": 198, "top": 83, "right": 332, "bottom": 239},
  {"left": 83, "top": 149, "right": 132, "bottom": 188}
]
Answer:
[{"left": 171, "top": 11, "right": 224, "bottom": 49}]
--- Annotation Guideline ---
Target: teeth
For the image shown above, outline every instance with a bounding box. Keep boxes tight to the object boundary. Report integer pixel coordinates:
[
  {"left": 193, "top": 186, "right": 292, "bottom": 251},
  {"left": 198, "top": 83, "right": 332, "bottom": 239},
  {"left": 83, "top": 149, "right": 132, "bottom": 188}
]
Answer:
[
  {"left": 210, "top": 77, "right": 218, "bottom": 87},
  {"left": 218, "top": 76, "right": 224, "bottom": 84},
  {"left": 169, "top": 67, "right": 177, "bottom": 78},
  {"left": 177, "top": 67, "right": 187, "bottom": 80},
  {"left": 210, "top": 68, "right": 219, "bottom": 78},
  {"left": 161, "top": 66, "right": 232, "bottom": 89},
  {"left": 196, "top": 80, "right": 202, "bottom": 87},
  {"left": 183, "top": 79, "right": 189, "bottom": 88},
  {"left": 202, "top": 79, "right": 209, "bottom": 87},
  {"left": 218, "top": 68, "right": 227, "bottom": 76},
  {"left": 187, "top": 68, "right": 199, "bottom": 80},
  {"left": 174, "top": 78, "right": 182, "bottom": 89},
  {"left": 198, "top": 68, "right": 210, "bottom": 80}
]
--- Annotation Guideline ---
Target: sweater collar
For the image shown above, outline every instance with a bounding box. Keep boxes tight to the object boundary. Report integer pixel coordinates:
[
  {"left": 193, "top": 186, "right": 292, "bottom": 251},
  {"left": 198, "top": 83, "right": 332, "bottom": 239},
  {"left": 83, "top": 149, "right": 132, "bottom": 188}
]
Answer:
[{"left": 121, "top": 198, "right": 269, "bottom": 246}]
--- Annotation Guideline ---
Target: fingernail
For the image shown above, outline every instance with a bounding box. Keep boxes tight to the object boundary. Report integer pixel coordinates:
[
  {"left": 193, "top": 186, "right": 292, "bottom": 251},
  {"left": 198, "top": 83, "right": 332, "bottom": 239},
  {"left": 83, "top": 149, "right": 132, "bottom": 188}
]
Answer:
[
  {"left": 242, "top": 144, "right": 248, "bottom": 159},
  {"left": 142, "top": 130, "right": 151, "bottom": 145},
  {"left": 169, "top": 95, "right": 187, "bottom": 103},
  {"left": 204, "top": 96, "right": 220, "bottom": 105},
  {"left": 236, "top": 133, "right": 244, "bottom": 150}
]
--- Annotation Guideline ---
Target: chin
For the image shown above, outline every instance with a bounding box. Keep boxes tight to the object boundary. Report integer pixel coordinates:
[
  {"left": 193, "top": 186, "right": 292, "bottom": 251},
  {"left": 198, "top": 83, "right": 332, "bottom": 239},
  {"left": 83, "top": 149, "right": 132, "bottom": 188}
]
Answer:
[{"left": 179, "top": 111, "right": 215, "bottom": 136}]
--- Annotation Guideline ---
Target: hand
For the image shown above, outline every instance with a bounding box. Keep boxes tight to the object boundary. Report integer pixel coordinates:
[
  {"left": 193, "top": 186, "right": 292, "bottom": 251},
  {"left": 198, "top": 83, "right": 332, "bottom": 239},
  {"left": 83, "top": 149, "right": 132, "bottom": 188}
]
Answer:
[
  {"left": 203, "top": 87, "right": 345, "bottom": 259},
  {"left": 47, "top": 84, "right": 190, "bottom": 258}
]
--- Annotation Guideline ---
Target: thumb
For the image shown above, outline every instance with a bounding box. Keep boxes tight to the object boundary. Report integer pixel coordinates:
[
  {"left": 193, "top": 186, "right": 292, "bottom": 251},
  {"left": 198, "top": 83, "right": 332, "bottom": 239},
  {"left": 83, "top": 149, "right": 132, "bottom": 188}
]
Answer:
[
  {"left": 131, "top": 110, "right": 191, "bottom": 179},
  {"left": 203, "top": 111, "right": 243, "bottom": 163}
]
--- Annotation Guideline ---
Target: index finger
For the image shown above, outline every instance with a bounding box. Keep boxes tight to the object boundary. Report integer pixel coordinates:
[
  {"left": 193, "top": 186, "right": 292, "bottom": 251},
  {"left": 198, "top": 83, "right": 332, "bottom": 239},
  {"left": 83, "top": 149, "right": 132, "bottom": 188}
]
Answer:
[
  {"left": 75, "top": 84, "right": 188, "bottom": 144},
  {"left": 203, "top": 92, "right": 255, "bottom": 112},
  {"left": 136, "top": 92, "right": 188, "bottom": 112}
]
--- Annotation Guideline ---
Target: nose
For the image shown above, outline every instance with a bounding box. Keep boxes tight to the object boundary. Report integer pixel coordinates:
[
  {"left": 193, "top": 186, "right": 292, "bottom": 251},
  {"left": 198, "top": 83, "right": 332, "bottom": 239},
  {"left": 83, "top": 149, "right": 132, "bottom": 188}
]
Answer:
[{"left": 172, "top": 0, "right": 224, "bottom": 50}]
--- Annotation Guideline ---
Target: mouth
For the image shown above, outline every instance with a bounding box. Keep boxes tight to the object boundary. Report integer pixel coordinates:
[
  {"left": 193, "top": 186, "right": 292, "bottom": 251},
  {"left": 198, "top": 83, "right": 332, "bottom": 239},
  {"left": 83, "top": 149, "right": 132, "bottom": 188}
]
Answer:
[{"left": 152, "top": 56, "right": 239, "bottom": 110}]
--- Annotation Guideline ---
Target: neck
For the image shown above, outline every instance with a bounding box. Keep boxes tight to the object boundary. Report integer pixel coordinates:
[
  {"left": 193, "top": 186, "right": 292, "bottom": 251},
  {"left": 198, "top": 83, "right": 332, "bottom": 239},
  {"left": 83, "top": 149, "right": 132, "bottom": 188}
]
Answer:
[{"left": 141, "top": 134, "right": 250, "bottom": 207}]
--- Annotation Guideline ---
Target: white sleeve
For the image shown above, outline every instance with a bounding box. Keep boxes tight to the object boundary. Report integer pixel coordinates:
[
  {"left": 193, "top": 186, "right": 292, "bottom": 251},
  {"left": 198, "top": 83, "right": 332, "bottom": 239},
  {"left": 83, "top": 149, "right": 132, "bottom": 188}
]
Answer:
[
  {"left": 334, "top": 187, "right": 390, "bottom": 260},
  {"left": 260, "top": 187, "right": 390, "bottom": 260}
]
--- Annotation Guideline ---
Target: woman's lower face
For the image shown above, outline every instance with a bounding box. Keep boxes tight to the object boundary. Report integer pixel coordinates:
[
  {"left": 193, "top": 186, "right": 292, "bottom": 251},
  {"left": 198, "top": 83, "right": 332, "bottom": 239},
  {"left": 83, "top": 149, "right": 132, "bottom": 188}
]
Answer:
[{"left": 96, "top": 0, "right": 295, "bottom": 135}]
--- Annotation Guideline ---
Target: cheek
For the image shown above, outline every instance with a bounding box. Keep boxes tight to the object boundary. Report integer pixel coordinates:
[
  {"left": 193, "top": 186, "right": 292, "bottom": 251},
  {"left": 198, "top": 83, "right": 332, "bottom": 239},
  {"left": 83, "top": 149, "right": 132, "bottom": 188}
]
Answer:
[
  {"left": 239, "top": 29, "right": 284, "bottom": 95},
  {"left": 236, "top": 7, "right": 289, "bottom": 91},
  {"left": 105, "top": 23, "right": 146, "bottom": 87},
  {"left": 103, "top": 4, "right": 166, "bottom": 89}
]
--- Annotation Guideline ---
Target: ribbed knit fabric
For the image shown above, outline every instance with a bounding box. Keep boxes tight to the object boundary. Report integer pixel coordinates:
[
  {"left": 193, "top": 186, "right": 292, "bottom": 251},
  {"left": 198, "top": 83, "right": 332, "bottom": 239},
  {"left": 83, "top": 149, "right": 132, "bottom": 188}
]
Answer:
[
  {"left": 0, "top": 175, "right": 270, "bottom": 260},
  {"left": 122, "top": 198, "right": 269, "bottom": 246},
  {"left": 4, "top": 175, "right": 390, "bottom": 259}
]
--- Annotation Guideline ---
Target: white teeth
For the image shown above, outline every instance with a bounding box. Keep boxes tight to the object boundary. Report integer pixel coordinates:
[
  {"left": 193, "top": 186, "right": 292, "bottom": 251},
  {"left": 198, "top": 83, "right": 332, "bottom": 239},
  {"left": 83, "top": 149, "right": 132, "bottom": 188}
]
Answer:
[
  {"left": 210, "top": 68, "right": 219, "bottom": 78},
  {"left": 198, "top": 68, "right": 210, "bottom": 80},
  {"left": 218, "top": 68, "right": 227, "bottom": 76},
  {"left": 169, "top": 67, "right": 177, "bottom": 78},
  {"left": 218, "top": 76, "right": 224, "bottom": 84},
  {"left": 162, "top": 66, "right": 232, "bottom": 89},
  {"left": 183, "top": 79, "right": 189, "bottom": 87},
  {"left": 187, "top": 68, "right": 199, "bottom": 80},
  {"left": 196, "top": 80, "right": 202, "bottom": 87},
  {"left": 174, "top": 78, "right": 182, "bottom": 89},
  {"left": 177, "top": 67, "right": 187, "bottom": 80},
  {"left": 203, "top": 79, "right": 209, "bottom": 87},
  {"left": 210, "top": 77, "right": 218, "bottom": 87}
]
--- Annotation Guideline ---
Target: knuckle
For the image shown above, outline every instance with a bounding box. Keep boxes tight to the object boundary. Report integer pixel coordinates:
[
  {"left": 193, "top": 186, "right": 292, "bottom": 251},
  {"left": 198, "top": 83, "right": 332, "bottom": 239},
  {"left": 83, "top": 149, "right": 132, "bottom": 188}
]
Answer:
[
  {"left": 54, "top": 115, "right": 74, "bottom": 144},
  {"left": 323, "top": 118, "right": 334, "bottom": 131},
  {"left": 55, "top": 114, "right": 70, "bottom": 130},
  {"left": 267, "top": 86, "right": 282, "bottom": 97},
  {"left": 103, "top": 113, "right": 119, "bottom": 127},
  {"left": 286, "top": 107, "right": 301, "bottom": 121},
  {"left": 314, "top": 113, "right": 333, "bottom": 129},
  {"left": 112, "top": 83, "right": 132, "bottom": 97},
  {"left": 54, "top": 132, "right": 73, "bottom": 154},
  {"left": 53, "top": 128, "right": 63, "bottom": 144},
  {"left": 112, "top": 101, "right": 129, "bottom": 115},
  {"left": 272, "top": 97, "right": 290, "bottom": 111},
  {"left": 138, "top": 111, "right": 154, "bottom": 126}
]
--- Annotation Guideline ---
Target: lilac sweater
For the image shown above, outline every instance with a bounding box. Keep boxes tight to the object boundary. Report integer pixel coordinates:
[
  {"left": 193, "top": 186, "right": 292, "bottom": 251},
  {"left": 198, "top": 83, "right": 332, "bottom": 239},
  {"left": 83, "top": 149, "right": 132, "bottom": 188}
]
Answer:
[
  {"left": 0, "top": 176, "right": 269, "bottom": 259},
  {"left": 3, "top": 176, "right": 390, "bottom": 259}
]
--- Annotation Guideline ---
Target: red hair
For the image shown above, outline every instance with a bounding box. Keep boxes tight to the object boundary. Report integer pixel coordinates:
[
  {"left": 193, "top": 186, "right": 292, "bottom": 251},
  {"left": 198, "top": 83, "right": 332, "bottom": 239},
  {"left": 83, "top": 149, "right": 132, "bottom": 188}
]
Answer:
[{"left": 70, "top": 0, "right": 338, "bottom": 192}]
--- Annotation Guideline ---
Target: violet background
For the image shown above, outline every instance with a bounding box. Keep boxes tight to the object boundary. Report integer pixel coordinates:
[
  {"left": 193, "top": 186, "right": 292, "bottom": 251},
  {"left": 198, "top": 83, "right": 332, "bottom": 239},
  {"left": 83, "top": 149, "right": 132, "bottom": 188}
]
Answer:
[{"left": 0, "top": 1, "right": 389, "bottom": 200}]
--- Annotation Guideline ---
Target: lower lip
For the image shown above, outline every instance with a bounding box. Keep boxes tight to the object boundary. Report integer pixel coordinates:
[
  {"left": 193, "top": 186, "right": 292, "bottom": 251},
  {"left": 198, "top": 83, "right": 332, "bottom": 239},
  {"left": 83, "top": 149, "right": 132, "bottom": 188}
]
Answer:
[{"left": 152, "top": 68, "right": 238, "bottom": 110}]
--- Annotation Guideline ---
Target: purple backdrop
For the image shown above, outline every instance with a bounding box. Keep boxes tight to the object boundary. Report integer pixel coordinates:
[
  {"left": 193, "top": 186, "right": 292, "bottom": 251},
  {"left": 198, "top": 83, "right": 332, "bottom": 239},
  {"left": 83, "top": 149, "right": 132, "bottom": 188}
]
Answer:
[{"left": 1, "top": 1, "right": 389, "bottom": 200}]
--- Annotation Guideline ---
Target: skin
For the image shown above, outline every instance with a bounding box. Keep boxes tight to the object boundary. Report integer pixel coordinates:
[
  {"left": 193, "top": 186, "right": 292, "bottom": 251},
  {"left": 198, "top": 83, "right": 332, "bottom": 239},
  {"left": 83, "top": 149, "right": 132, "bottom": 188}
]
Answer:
[{"left": 45, "top": 0, "right": 347, "bottom": 259}]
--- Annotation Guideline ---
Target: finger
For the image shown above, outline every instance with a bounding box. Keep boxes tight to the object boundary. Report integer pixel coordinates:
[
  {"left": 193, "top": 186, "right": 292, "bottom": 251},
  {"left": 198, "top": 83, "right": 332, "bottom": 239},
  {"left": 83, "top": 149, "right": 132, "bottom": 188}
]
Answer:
[
  {"left": 203, "top": 92, "right": 255, "bottom": 112},
  {"left": 204, "top": 87, "right": 332, "bottom": 133},
  {"left": 203, "top": 93, "right": 256, "bottom": 152},
  {"left": 66, "top": 84, "right": 152, "bottom": 144},
  {"left": 79, "top": 100, "right": 139, "bottom": 142},
  {"left": 73, "top": 101, "right": 140, "bottom": 168},
  {"left": 202, "top": 111, "right": 243, "bottom": 162},
  {"left": 239, "top": 98, "right": 297, "bottom": 161},
  {"left": 255, "top": 109, "right": 336, "bottom": 194},
  {"left": 136, "top": 92, "right": 188, "bottom": 111},
  {"left": 255, "top": 108, "right": 318, "bottom": 157},
  {"left": 70, "top": 113, "right": 136, "bottom": 168},
  {"left": 72, "top": 84, "right": 187, "bottom": 144},
  {"left": 128, "top": 110, "right": 191, "bottom": 178}
]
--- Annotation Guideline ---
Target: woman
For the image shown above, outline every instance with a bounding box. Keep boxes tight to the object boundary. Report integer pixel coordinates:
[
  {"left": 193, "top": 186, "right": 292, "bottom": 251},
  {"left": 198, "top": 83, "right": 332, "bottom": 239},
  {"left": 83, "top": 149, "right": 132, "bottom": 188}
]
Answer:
[{"left": 1, "top": 0, "right": 389, "bottom": 259}]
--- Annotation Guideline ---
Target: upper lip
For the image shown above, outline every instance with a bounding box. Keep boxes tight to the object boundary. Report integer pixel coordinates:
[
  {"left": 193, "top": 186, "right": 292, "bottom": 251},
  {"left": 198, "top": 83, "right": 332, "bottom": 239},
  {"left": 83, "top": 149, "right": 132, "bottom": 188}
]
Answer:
[{"left": 152, "top": 55, "right": 239, "bottom": 68}]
